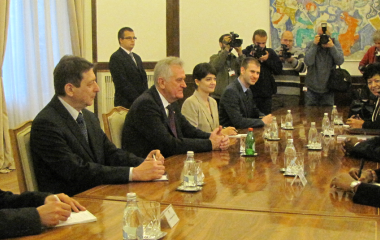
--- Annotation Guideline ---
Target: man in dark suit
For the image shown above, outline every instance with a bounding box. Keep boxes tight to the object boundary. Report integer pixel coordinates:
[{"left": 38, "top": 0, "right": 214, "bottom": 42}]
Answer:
[
  {"left": 122, "top": 57, "right": 229, "bottom": 158},
  {"left": 30, "top": 55, "right": 165, "bottom": 196},
  {"left": 219, "top": 57, "right": 273, "bottom": 129},
  {"left": 0, "top": 190, "right": 85, "bottom": 238},
  {"left": 109, "top": 27, "right": 148, "bottom": 108}
]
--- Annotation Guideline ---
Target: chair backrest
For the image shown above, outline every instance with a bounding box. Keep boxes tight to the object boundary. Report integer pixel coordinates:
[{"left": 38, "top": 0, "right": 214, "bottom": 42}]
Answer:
[
  {"left": 102, "top": 106, "right": 129, "bottom": 148},
  {"left": 9, "top": 120, "right": 38, "bottom": 192}
]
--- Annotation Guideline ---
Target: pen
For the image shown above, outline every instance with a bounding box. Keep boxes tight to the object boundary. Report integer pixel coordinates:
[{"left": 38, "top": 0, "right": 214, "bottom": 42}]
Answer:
[
  {"left": 54, "top": 194, "right": 61, "bottom": 202},
  {"left": 153, "top": 154, "right": 157, "bottom": 161},
  {"left": 358, "top": 159, "right": 365, "bottom": 178}
]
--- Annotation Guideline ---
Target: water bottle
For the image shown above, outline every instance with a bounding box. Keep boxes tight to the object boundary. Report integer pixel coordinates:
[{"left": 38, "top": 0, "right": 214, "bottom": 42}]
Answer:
[
  {"left": 331, "top": 105, "right": 338, "bottom": 125},
  {"left": 123, "top": 193, "right": 143, "bottom": 240},
  {"left": 270, "top": 116, "right": 278, "bottom": 139},
  {"left": 245, "top": 128, "right": 256, "bottom": 155},
  {"left": 284, "top": 139, "right": 297, "bottom": 175},
  {"left": 308, "top": 122, "right": 318, "bottom": 148},
  {"left": 322, "top": 113, "right": 330, "bottom": 135},
  {"left": 182, "top": 151, "right": 197, "bottom": 187},
  {"left": 285, "top": 110, "right": 293, "bottom": 128}
]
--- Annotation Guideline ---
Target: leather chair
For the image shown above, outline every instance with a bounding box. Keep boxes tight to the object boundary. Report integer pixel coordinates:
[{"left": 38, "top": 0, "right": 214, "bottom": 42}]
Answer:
[
  {"left": 9, "top": 120, "right": 38, "bottom": 192},
  {"left": 102, "top": 106, "right": 129, "bottom": 148}
]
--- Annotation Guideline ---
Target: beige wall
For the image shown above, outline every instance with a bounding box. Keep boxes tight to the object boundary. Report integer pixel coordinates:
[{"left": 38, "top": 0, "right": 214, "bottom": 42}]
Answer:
[{"left": 94, "top": 0, "right": 361, "bottom": 75}]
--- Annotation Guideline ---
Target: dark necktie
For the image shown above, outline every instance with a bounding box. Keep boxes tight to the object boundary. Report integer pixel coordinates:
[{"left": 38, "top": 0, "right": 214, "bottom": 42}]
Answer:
[
  {"left": 167, "top": 104, "right": 178, "bottom": 138},
  {"left": 129, "top": 52, "right": 137, "bottom": 66},
  {"left": 76, "top": 112, "right": 89, "bottom": 143}
]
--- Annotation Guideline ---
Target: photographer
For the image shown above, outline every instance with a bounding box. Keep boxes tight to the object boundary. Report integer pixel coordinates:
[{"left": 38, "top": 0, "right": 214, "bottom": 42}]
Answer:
[
  {"left": 210, "top": 33, "right": 245, "bottom": 104},
  {"left": 243, "top": 29, "right": 282, "bottom": 114},
  {"left": 304, "top": 22, "right": 344, "bottom": 106},
  {"left": 273, "top": 31, "right": 307, "bottom": 111}
]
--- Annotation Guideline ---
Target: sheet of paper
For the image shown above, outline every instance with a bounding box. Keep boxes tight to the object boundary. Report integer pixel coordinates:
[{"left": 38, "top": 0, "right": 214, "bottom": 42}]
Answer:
[
  {"left": 160, "top": 204, "right": 179, "bottom": 228},
  {"left": 154, "top": 174, "right": 168, "bottom": 181},
  {"left": 56, "top": 210, "right": 97, "bottom": 227}
]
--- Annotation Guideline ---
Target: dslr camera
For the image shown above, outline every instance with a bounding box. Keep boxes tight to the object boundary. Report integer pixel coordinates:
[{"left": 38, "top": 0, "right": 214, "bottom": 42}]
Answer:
[
  {"left": 280, "top": 44, "right": 292, "bottom": 59},
  {"left": 319, "top": 23, "right": 330, "bottom": 45},
  {"left": 228, "top": 32, "right": 243, "bottom": 48},
  {"left": 253, "top": 44, "right": 266, "bottom": 59}
]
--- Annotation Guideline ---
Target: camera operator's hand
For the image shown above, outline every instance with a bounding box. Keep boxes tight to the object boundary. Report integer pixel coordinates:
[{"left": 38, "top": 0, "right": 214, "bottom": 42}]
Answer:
[
  {"left": 322, "top": 38, "right": 334, "bottom": 48},
  {"left": 222, "top": 42, "right": 232, "bottom": 53},
  {"left": 286, "top": 56, "right": 295, "bottom": 63},
  {"left": 259, "top": 51, "right": 269, "bottom": 62},
  {"left": 313, "top": 35, "right": 320, "bottom": 45},
  {"left": 234, "top": 46, "right": 243, "bottom": 56}
]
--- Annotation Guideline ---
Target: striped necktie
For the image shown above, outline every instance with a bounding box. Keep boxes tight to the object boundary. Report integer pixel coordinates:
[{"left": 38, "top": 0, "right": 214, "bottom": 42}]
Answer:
[
  {"left": 76, "top": 112, "right": 89, "bottom": 143},
  {"left": 129, "top": 52, "right": 137, "bottom": 66}
]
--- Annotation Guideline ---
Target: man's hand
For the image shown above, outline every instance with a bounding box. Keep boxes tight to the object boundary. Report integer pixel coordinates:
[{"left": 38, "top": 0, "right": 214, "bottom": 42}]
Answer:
[
  {"left": 322, "top": 38, "right": 334, "bottom": 48},
  {"left": 132, "top": 151, "right": 165, "bottom": 181},
  {"left": 349, "top": 168, "right": 378, "bottom": 183},
  {"left": 330, "top": 173, "right": 354, "bottom": 192},
  {"left": 146, "top": 149, "right": 164, "bottom": 164},
  {"left": 341, "top": 137, "right": 359, "bottom": 155},
  {"left": 313, "top": 35, "right": 320, "bottom": 45},
  {"left": 262, "top": 114, "right": 273, "bottom": 125},
  {"left": 234, "top": 46, "right": 243, "bottom": 56},
  {"left": 210, "top": 126, "right": 229, "bottom": 150},
  {"left": 45, "top": 194, "right": 86, "bottom": 213},
  {"left": 221, "top": 127, "right": 237, "bottom": 136},
  {"left": 37, "top": 199, "right": 71, "bottom": 227},
  {"left": 346, "top": 115, "right": 364, "bottom": 128},
  {"left": 259, "top": 51, "right": 269, "bottom": 62}
]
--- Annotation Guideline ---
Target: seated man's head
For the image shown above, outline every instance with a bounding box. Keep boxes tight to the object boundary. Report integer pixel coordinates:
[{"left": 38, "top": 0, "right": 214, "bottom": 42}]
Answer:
[
  {"left": 54, "top": 55, "right": 99, "bottom": 111},
  {"left": 363, "top": 63, "right": 380, "bottom": 97},
  {"left": 239, "top": 57, "right": 261, "bottom": 88},
  {"left": 193, "top": 63, "right": 217, "bottom": 95},
  {"left": 154, "top": 57, "right": 186, "bottom": 103},
  {"left": 118, "top": 27, "right": 136, "bottom": 51}
]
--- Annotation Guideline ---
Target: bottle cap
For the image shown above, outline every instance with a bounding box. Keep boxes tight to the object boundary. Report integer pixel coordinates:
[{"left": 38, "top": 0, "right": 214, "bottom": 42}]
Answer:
[
  {"left": 287, "top": 110, "right": 291, "bottom": 113},
  {"left": 187, "top": 151, "right": 194, "bottom": 156},
  {"left": 248, "top": 128, "right": 253, "bottom": 131},
  {"left": 311, "top": 122, "right": 315, "bottom": 126},
  {"left": 127, "top": 192, "right": 137, "bottom": 200},
  {"left": 324, "top": 113, "right": 328, "bottom": 116}
]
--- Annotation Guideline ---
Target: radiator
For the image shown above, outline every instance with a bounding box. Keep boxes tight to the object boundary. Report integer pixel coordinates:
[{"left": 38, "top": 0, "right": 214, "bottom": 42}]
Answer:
[{"left": 96, "top": 71, "right": 154, "bottom": 124}]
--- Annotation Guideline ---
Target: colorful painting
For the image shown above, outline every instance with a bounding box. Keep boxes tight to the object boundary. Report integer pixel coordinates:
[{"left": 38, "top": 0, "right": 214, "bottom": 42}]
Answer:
[{"left": 270, "top": 0, "right": 380, "bottom": 60}]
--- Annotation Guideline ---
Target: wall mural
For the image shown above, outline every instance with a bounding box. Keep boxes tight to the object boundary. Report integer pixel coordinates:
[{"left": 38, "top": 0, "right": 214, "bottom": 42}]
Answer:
[{"left": 270, "top": 0, "right": 380, "bottom": 61}]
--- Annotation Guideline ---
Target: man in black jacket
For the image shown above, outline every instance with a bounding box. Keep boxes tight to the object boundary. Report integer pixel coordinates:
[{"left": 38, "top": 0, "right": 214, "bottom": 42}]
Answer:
[
  {"left": 0, "top": 190, "right": 84, "bottom": 238},
  {"left": 242, "top": 29, "right": 282, "bottom": 114}
]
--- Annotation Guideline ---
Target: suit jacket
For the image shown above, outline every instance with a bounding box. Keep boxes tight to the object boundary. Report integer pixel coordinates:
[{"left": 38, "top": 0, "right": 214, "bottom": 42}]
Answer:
[
  {"left": 181, "top": 90, "right": 219, "bottom": 133},
  {"left": 0, "top": 189, "right": 49, "bottom": 238},
  {"left": 350, "top": 136, "right": 380, "bottom": 162},
  {"left": 219, "top": 79, "right": 264, "bottom": 129},
  {"left": 122, "top": 86, "right": 212, "bottom": 158},
  {"left": 363, "top": 98, "right": 380, "bottom": 129},
  {"left": 30, "top": 96, "right": 144, "bottom": 196},
  {"left": 109, "top": 48, "right": 148, "bottom": 108},
  {"left": 353, "top": 168, "right": 380, "bottom": 207}
]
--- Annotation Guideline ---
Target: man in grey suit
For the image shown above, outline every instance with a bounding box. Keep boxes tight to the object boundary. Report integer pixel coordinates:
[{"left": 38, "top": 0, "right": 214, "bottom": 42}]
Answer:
[
  {"left": 30, "top": 55, "right": 164, "bottom": 196},
  {"left": 109, "top": 27, "right": 148, "bottom": 108},
  {"left": 219, "top": 57, "right": 273, "bottom": 129}
]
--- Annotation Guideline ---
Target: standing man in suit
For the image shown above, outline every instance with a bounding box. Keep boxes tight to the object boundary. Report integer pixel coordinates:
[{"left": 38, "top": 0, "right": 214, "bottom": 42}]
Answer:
[
  {"left": 219, "top": 57, "right": 273, "bottom": 129},
  {"left": 122, "top": 57, "right": 229, "bottom": 158},
  {"left": 109, "top": 27, "right": 148, "bottom": 108},
  {"left": 30, "top": 55, "right": 165, "bottom": 196},
  {"left": 242, "top": 29, "right": 282, "bottom": 114}
]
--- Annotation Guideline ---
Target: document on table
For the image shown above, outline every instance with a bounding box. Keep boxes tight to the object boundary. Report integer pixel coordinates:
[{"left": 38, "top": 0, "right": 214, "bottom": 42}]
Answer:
[
  {"left": 154, "top": 174, "right": 168, "bottom": 181},
  {"left": 56, "top": 210, "right": 97, "bottom": 227}
]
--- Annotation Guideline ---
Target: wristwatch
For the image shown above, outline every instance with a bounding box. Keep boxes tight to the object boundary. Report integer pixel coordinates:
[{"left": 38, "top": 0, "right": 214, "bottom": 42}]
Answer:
[{"left": 350, "top": 181, "right": 361, "bottom": 193}]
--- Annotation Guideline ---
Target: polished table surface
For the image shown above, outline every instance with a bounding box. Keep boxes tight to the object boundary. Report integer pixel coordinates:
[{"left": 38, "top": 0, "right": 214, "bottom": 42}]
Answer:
[
  {"left": 13, "top": 198, "right": 380, "bottom": 240},
  {"left": 76, "top": 106, "right": 380, "bottom": 219}
]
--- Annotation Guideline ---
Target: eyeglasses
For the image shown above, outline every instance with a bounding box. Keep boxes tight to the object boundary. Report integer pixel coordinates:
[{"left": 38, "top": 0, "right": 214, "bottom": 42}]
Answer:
[{"left": 122, "top": 37, "right": 137, "bottom": 40}]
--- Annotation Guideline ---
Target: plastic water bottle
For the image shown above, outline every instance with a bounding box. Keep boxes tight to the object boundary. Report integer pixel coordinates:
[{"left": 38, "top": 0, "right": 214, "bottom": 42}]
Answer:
[
  {"left": 123, "top": 193, "right": 143, "bottom": 240},
  {"left": 245, "top": 128, "right": 256, "bottom": 155},
  {"left": 322, "top": 113, "right": 330, "bottom": 135},
  {"left": 308, "top": 122, "right": 318, "bottom": 148},
  {"left": 285, "top": 110, "right": 293, "bottom": 128},
  {"left": 331, "top": 105, "right": 338, "bottom": 125},
  {"left": 284, "top": 139, "right": 297, "bottom": 175},
  {"left": 182, "top": 151, "right": 197, "bottom": 187},
  {"left": 270, "top": 116, "right": 278, "bottom": 139}
]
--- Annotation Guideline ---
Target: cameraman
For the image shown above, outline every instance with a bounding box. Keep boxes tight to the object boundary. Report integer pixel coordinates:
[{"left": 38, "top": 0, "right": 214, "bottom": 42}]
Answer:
[
  {"left": 304, "top": 23, "right": 344, "bottom": 106},
  {"left": 273, "top": 31, "right": 307, "bottom": 111},
  {"left": 243, "top": 29, "right": 282, "bottom": 114},
  {"left": 210, "top": 33, "right": 245, "bottom": 104}
]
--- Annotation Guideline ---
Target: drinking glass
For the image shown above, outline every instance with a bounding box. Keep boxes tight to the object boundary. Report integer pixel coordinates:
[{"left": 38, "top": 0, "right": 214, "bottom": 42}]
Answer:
[
  {"left": 295, "top": 152, "right": 304, "bottom": 174},
  {"left": 137, "top": 201, "right": 161, "bottom": 239},
  {"left": 240, "top": 135, "right": 246, "bottom": 153},
  {"left": 270, "top": 142, "right": 279, "bottom": 164},
  {"left": 195, "top": 160, "right": 204, "bottom": 185},
  {"left": 281, "top": 115, "right": 286, "bottom": 128}
]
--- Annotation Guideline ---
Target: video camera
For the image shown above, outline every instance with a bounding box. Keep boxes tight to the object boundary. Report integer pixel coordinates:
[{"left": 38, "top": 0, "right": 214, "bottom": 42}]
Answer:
[
  {"left": 280, "top": 44, "right": 292, "bottom": 59},
  {"left": 319, "top": 23, "right": 330, "bottom": 45},
  {"left": 228, "top": 32, "right": 243, "bottom": 48},
  {"left": 253, "top": 44, "right": 266, "bottom": 59}
]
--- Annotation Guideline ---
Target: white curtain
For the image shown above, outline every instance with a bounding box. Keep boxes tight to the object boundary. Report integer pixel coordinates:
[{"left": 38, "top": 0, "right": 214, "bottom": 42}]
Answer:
[{"left": 3, "top": 0, "right": 73, "bottom": 128}]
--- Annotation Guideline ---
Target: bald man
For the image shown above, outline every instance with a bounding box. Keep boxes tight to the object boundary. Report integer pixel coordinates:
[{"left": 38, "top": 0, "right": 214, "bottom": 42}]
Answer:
[{"left": 272, "top": 31, "right": 307, "bottom": 111}]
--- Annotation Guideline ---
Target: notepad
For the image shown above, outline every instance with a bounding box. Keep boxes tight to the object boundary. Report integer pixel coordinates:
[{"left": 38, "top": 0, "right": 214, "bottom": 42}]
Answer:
[{"left": 56, "top": 210, "right": 97, "bottom": 227}]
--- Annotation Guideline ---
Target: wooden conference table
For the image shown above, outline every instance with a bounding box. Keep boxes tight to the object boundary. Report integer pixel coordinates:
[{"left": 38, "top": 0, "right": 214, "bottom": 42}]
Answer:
[{"left": 15, "top": 106, "right": 380, "bottom": 239}]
